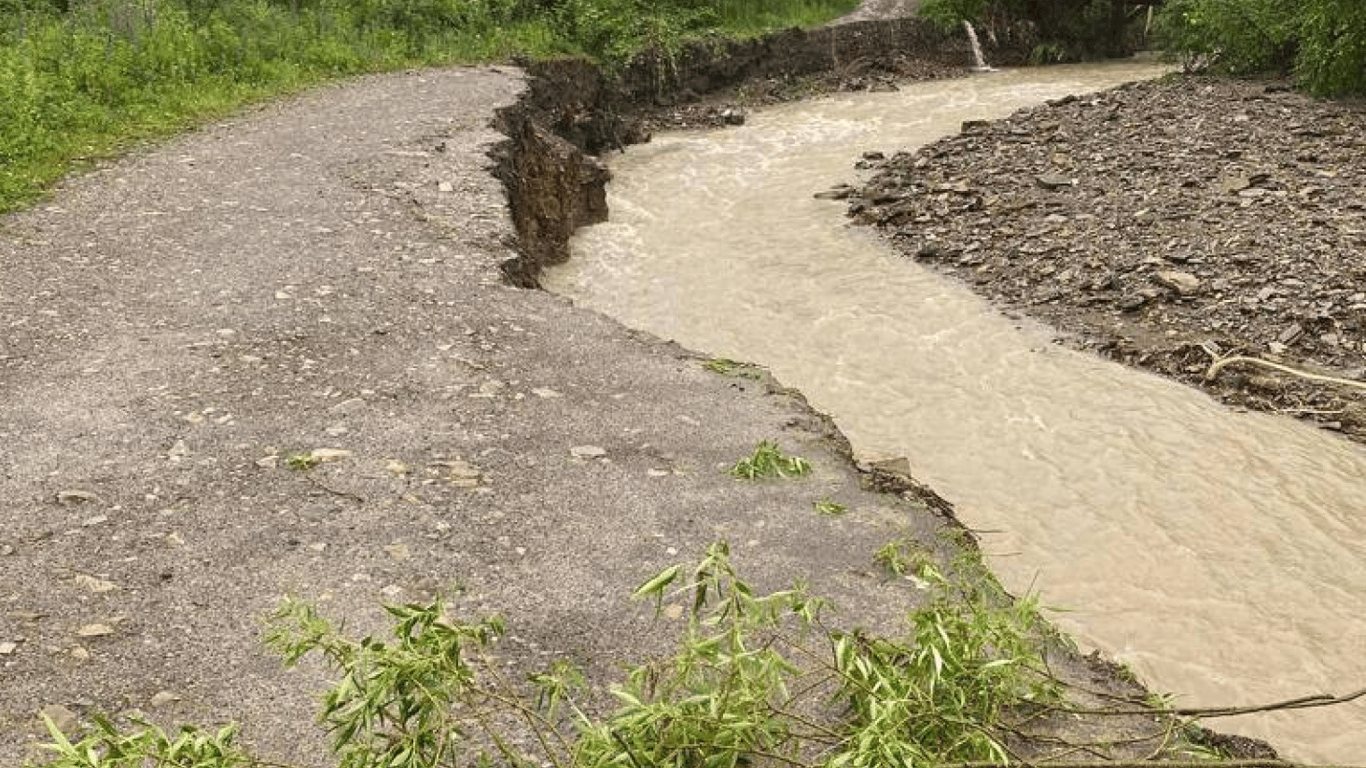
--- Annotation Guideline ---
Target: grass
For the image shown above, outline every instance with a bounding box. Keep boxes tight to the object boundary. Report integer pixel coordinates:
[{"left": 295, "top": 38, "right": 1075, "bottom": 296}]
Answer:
[
  {"left": 0, "top": 0, "right": 561, "bottom": 213},
  {"left": 0, "top": 0, "right": 857, "bottom": 215},
  {"left": 728, "top": 440, "right": 811, "bottom": 479}
]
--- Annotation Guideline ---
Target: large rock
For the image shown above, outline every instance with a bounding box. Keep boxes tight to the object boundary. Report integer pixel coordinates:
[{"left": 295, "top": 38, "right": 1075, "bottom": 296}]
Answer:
[{"left": 1154, "top": 270, "right": 1201, "bottom": 295}]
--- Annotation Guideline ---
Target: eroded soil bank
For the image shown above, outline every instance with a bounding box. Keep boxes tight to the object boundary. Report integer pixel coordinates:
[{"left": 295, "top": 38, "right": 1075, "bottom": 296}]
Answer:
[
  {"left": 850, "top": 75, "right": 1366, "bottom": 441},
  {"left": 491, "top": 16, "right": 1018, "bottom": 288},
  {"left": 1, "top": 15, "right": 1296, "bottom": 767}
]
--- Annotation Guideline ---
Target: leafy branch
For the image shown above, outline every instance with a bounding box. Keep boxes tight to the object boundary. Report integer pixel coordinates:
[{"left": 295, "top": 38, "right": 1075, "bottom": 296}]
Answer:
[{"left": 30, "top": 543, "right": 1366, "bottom": 768}]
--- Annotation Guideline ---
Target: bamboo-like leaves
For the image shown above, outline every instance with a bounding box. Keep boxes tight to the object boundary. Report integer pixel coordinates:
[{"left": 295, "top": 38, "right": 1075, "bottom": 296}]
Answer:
[
  {"left": 33, "top": 543, "right": 1069, "bottom": 768},
  {"left": 632, "top": 564, "right": 682, "bottom": 615},
  {"left": 35, "top": 714, "right": 253, "bottom": 768},
  {"left": 728, "top": 441, "right": 812, "bottom": 479}
]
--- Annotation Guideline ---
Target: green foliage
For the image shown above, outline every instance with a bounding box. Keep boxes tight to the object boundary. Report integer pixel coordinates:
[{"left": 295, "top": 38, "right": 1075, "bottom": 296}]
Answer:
[
  {"left": 1297, "top": 0, "right": 1366, "bottom": 95},
  {"left": 702, "top": 357, "right": 735, "bottom": 374},
  {"left": 702, "top": 357, "right": 763, "bottom": 379},
  {"left": 917, "top": 0, "right": 992, "bottom": 30},
  {"left": 602, "top": 540, "right": 1057, "bottom": 768},
  {"left": 0, "top": 0, "right": 455, "bottom": 211},
  {"left": 1031, "top": 0, "right": 1117, "bottom": 59},
  {"left": 265, "top": 597, "right": 514, "bottom": 768},
  {"left": 813, "top": 498, "right": 847, "bottom": 515},
  {"left": 553, "top": 0, "right": 709, "bottom": 64},
  {"left": 1153, "top": 0, "right": 1298, "bottom": 73},
  {"left": 581, "top": 540, "right": 823, "bottom": 768},
  {"left": 36, "top": 713, "right": 252, "bottom": 768},
  {"left": 703, "top": 0, "right": 858, "bottom": 31},
  {"left": 829, "top": 574, "right": 1057, "bottom": 767},
  {"left": 32, "top": 542, "right": 1155, "bottom": 768},
  {"left": 728, "top": 440, "right": 811, "bottom": 479},
  {"left": 0, "top": 0, "right": 857, "bottom": 214},
  {"left": 285, "top": 452, "right": 321, "bottom": 470},
  {"left": 919, "top": 0, "right": 1129, "bottom": 60},
  {"left": 1027, "top": 41, "right": 1069, "bottom": 64},
  {"left": 1154, "top": 0, "right": 1366, "bottom": 94},
  {"left": 872, "top": 536, "right": 935, "bottom": 578}
]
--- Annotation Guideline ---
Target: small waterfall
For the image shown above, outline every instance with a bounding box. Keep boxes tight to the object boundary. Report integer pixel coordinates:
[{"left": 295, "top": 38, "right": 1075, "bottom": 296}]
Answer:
[{"left": 962, "top": 20, "right": 994, "bottom": 71}]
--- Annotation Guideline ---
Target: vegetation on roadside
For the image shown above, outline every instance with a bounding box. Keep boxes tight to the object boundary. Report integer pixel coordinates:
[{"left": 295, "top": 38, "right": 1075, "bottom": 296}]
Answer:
[
  {"left": 729, "top": 439, "right": 812, "bottom": 479},
  {"left": 0, "top": 0, "right": 857, "bottom": 214},
  {"left": 1152, "top": 0, "right": 1366, "bottom": 95},
  {"left": 284, "top": 452, "right": 321, "bottom": 471},
  {"left": 35, "top": 541, "right": 1145, "bottom": 768},
  {"left": 874, "top": 534, "right": 934, "bottom": 578},
  {"left": 38, "top": 716, "right": 252, "bottom": 768}
]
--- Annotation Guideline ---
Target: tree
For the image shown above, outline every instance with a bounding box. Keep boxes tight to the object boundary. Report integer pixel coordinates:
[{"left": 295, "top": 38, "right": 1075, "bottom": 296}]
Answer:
[
  {"left": 1296, "top": 0, "right": 1366, "bottom": 95},
  {"left": 1155, "top": 0, "right": 1366, "bottom": 95}
]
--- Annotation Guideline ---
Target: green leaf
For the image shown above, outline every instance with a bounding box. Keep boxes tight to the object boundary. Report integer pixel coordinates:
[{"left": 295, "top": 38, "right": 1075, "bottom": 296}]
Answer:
[
  {"left": 38, "top": 713, "right": 75, "bottom": 750},
  {"left": 611, "top": 688, "right": 643, "bottom": 707},
  {"left": 632, "top": 565, "right": 680, "bottom": 602}
]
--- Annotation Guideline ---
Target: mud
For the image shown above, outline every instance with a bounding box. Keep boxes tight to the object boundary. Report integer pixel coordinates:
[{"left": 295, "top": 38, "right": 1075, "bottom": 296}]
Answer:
[{"left": 850, "top": 74, "right": 1366, "bottom": 442}]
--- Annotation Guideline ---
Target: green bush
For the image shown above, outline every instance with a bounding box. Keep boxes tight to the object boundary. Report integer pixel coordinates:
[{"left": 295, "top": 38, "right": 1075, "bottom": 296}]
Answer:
[
  {"left": 917, "top": 0, "right": 993, "bottom": 30},
  {"left": 1153, "top": 0, "right": 1297, "bottom": 73},
  {"left": 1293, "top": 0, "right": 1366, "bottom": 94},
  {"left": 1154, "top": 0, "right": 1366, "bottom": 95}
]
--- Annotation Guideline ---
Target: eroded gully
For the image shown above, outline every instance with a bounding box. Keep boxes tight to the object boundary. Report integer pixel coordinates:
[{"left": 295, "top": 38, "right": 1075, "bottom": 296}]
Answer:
[{"left": 542, "top": 62, "right": 1366, "bottom": 762}]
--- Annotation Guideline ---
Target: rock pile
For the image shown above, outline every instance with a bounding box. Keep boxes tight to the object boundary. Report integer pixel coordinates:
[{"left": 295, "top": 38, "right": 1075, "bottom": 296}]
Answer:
[{"left": 848, "top": 75, "right": 1366, "bottom": 438}]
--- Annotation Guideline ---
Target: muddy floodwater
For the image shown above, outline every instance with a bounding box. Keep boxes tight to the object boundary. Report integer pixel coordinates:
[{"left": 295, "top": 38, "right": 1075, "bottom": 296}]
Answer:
[{"left": 545, "top": 62, "right": 1366, "bottom": 761}]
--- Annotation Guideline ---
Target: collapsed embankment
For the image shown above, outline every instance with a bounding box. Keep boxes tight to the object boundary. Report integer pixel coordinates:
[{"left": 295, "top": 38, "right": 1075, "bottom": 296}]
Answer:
[
  {"left": 485, "top": 15, "right": 1026, "bottom": 557},
  {"left": 490, "top": 16, "right": 1025, "bottom": 288},
  {"left": 0, "top": 28, "right": 1290, "bottom": 765}
]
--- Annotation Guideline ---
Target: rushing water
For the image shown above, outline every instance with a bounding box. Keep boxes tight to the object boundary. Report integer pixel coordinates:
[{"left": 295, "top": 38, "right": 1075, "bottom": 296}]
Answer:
[{"left": 545, "top": 62, "right": 1366, "bottom": 762}]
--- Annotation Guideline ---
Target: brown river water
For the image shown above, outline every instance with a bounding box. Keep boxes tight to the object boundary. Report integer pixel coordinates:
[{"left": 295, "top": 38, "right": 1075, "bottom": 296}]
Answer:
[{"left": 544, "top": 62, "right": 1366, "bottom": 761}]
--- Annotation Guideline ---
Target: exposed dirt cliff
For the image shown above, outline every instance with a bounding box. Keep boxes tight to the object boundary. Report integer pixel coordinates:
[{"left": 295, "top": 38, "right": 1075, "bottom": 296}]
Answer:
[{"left": 492, "top": 17, "right": 1024, "bottom": 287}]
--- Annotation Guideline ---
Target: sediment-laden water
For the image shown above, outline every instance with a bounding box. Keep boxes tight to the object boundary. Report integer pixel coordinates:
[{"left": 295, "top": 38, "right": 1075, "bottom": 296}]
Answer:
[{"left": 544, "top": 62, "right": 1366, "bottom": 761}]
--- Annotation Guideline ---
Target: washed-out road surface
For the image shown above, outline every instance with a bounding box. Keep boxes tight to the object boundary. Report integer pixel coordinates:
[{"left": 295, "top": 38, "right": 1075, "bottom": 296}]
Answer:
[{"left": 0, "top": 66, "right": 952, "bottom": 765}]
